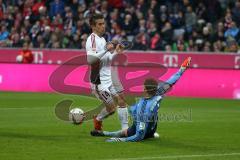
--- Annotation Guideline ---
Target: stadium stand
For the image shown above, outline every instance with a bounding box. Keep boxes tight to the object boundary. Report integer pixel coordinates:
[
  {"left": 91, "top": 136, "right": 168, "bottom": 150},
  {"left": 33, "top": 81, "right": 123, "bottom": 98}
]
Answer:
[{"left": 0, "top": 0, "right": 239, "bottom": 52}]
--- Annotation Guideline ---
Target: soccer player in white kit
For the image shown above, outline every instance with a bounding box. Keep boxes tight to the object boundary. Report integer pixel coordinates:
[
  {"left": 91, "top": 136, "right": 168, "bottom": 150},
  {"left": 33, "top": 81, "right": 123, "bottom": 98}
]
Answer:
[{"left": 85, "top": 13, "right": 129, "bottom": 132}]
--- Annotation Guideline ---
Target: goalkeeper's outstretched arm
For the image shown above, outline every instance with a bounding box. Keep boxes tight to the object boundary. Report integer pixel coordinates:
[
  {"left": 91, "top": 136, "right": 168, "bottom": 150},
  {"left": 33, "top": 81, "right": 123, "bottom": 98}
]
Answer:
[{"left": 156, "top": 57, "right": 191, "bottom": 96}]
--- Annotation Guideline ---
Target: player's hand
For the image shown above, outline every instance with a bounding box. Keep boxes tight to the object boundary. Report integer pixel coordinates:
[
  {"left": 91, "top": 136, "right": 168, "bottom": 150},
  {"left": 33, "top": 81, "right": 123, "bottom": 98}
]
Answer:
[
  {"left": 180, "top": 57, "right": 191, "bottom": 71},
  {"left": 105, "top": 43, "right": 115, "bottom": 53},
  {"left": 115, "top": 44, "right": 124, "bottom": 54},
  {"left": 105, "top": 137, "right": 122, "bottom": 142}
]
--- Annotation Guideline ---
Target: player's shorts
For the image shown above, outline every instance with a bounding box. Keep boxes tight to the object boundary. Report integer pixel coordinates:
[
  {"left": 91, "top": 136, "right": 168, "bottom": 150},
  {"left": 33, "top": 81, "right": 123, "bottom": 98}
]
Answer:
[
  {"left": 126, "top": 123, "right": 136, "bottom": 137},
  {"left": 91, "top": 83, "right": 124, "bottom": 104},
  {"left": 127, "top": 122, "right": 157, "bottom": 139}
]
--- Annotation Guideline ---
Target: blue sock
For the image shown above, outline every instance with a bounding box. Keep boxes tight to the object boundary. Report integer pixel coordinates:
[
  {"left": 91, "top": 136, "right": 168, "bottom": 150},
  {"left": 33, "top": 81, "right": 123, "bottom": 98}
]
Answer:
[{"left": 103, "top": 130, "right": 124, "bottom": 137}]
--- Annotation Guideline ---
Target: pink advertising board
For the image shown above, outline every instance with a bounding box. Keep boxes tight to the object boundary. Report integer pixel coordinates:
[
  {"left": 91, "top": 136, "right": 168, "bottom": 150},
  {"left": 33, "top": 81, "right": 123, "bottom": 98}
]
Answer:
[
  {"left": 0, "top": 63, "right": 240, "bottom": 99},
  {"left": 0, "top": 48, "right": 240, "bottom": 69}
]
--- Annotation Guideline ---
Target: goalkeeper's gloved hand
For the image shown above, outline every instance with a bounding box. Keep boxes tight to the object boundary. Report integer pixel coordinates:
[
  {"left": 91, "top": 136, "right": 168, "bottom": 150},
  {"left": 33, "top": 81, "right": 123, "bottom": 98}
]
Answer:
[{"left": 180, "top": 57, "right": 191, "bottom": 71}]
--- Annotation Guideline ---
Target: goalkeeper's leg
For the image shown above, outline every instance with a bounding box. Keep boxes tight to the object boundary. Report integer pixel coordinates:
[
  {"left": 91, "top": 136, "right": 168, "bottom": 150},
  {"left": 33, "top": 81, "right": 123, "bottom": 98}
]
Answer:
[
  {"left": 91, "top": 129, "right": 127, "bottom": 137},
  {"left": 91, "top": 123, "right": 135, "bottom": 137},
  {"left": 103, "top": 130, "right": 125, "bottom": 137},
  {"left": 102, "top": 123, "right": 136, "bottom": 137}
]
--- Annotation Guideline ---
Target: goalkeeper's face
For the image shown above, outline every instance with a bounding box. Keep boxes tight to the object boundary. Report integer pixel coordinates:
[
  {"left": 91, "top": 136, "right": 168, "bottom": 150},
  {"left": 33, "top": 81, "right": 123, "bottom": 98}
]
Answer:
[
  {"left": 144, "top": 78, "right": 158, "bottom": 97},
  {"left": 93, "top": 19, "right": 106, "bottom": 36}
]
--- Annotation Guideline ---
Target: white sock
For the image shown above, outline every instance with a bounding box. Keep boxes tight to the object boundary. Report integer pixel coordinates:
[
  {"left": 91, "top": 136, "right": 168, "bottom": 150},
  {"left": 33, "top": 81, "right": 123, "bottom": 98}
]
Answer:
[
  {"left": 117, "top": 107, "right": 128, "bottom": 130},
  {"left": 96, "top": 107, "right": 109, "bottom": 121}
]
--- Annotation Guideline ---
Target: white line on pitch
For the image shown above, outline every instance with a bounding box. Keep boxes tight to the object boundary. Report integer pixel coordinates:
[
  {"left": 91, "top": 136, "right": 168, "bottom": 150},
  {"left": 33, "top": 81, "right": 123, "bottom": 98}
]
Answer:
[{"left": 106, "top": 152, "right": 240, "bottom": 160}]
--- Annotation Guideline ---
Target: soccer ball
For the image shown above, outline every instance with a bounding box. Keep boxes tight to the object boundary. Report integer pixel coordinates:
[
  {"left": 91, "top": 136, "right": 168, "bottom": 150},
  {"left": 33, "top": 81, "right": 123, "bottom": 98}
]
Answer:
[
  {"left": 16, "top": 55, "right": 23, "bottom": 63},
  {"left": 69, "top": 108, "right": 85, "bottom": 124}
]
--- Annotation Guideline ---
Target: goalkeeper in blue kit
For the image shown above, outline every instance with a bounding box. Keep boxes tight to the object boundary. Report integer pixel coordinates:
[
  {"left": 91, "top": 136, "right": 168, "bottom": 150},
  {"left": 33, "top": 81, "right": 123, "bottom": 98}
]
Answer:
[{"left": 91, "top": 57, "right": 191, "bottom": 142}]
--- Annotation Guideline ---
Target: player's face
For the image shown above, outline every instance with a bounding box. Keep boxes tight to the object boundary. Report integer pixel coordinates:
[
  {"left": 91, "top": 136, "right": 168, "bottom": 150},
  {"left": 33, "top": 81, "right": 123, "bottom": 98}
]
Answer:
[
  {"left": 143, "top": 87, "right": 149, "bottom": 98},
  {"left": 23, "top": 43, "right": 28, "bottom": 50},
  {"left": 93, "top": 19, "right": 105, "bottom": 36}
]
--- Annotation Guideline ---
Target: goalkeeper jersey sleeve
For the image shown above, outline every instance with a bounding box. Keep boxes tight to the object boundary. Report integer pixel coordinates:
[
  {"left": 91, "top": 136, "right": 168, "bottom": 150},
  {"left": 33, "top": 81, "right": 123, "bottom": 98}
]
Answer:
[{"left": 156, "top": 68, "right": 185, "bottom": 96}]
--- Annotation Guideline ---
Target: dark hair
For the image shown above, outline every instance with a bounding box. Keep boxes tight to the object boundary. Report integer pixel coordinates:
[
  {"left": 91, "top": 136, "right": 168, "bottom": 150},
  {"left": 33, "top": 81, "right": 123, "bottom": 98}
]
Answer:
[
  {"left": 144, "top": 78, "right": 158, "bottom": 96},
  {"left": 89, "top": 13, "right": 104, "bottom": 26}
]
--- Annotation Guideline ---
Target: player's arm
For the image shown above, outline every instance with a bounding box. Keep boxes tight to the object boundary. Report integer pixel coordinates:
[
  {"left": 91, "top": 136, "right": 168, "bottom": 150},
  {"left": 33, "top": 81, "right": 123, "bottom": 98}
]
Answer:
[
  {"left": 108, "top": 44, "right": 126, "bottom": 62},
  {"left": 156, "top": 57, "right": 191, "bottom": 96},
  {"left": 86, "top": 38, "right": 115, "bottom": 64}
]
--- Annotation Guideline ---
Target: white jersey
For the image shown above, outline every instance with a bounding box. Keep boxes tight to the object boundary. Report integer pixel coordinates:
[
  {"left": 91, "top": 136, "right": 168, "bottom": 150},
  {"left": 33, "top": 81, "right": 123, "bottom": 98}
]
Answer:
[{"left": 86, "top": 33, "right": 114, "bottom": 87}]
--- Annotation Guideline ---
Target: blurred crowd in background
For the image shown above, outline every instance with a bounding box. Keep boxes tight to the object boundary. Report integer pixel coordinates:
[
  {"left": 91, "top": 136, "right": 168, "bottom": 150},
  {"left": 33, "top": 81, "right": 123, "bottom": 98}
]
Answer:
[{"left": 0, "top": 0, "right": 240, "bottom": 53}]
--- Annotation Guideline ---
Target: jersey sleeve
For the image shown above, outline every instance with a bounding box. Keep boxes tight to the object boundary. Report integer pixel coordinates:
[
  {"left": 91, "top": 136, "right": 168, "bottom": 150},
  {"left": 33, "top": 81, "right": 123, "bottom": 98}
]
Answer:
[
  {"left": 156, "top": 68, "right": 184, "bottom": 96},
  {"left": 86, "top": 34, "right": 108, "bottom": 64},
  {"left": 129, "top": 104, "right": 137, "bottom": 116},
  {"left": 128, "top": 103, "right": 138, "bottom": 122},
  {"left": 108, "top": 51, "right": 117, "bottom": 61}
]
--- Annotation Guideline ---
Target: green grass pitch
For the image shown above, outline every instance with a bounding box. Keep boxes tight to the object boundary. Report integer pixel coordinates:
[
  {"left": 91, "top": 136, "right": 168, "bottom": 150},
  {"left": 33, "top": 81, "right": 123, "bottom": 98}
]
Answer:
[{"left": 0, "top": 92, "right": 240, "bottom": 160}]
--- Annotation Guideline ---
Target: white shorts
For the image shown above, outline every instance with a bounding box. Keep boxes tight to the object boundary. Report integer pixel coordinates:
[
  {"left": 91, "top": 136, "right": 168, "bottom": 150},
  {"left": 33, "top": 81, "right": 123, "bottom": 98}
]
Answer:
[{"left": 91, "top": 83, "right": 124, "bottom": 104}]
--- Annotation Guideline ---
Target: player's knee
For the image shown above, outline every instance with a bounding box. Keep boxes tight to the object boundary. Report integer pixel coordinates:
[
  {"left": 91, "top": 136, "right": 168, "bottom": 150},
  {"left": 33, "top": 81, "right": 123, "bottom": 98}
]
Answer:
[
  {"left": 106, "top": 105, "right": 116, "bottom": 113},
  {"left": 119, "top": 100, "right": 126, "bottom": 107},
  {"left": 109, "top": 110, "right": 115, "bottom": 115},
  {"left": 117, "top": 97, "right": 126, "bottom": 107}
]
